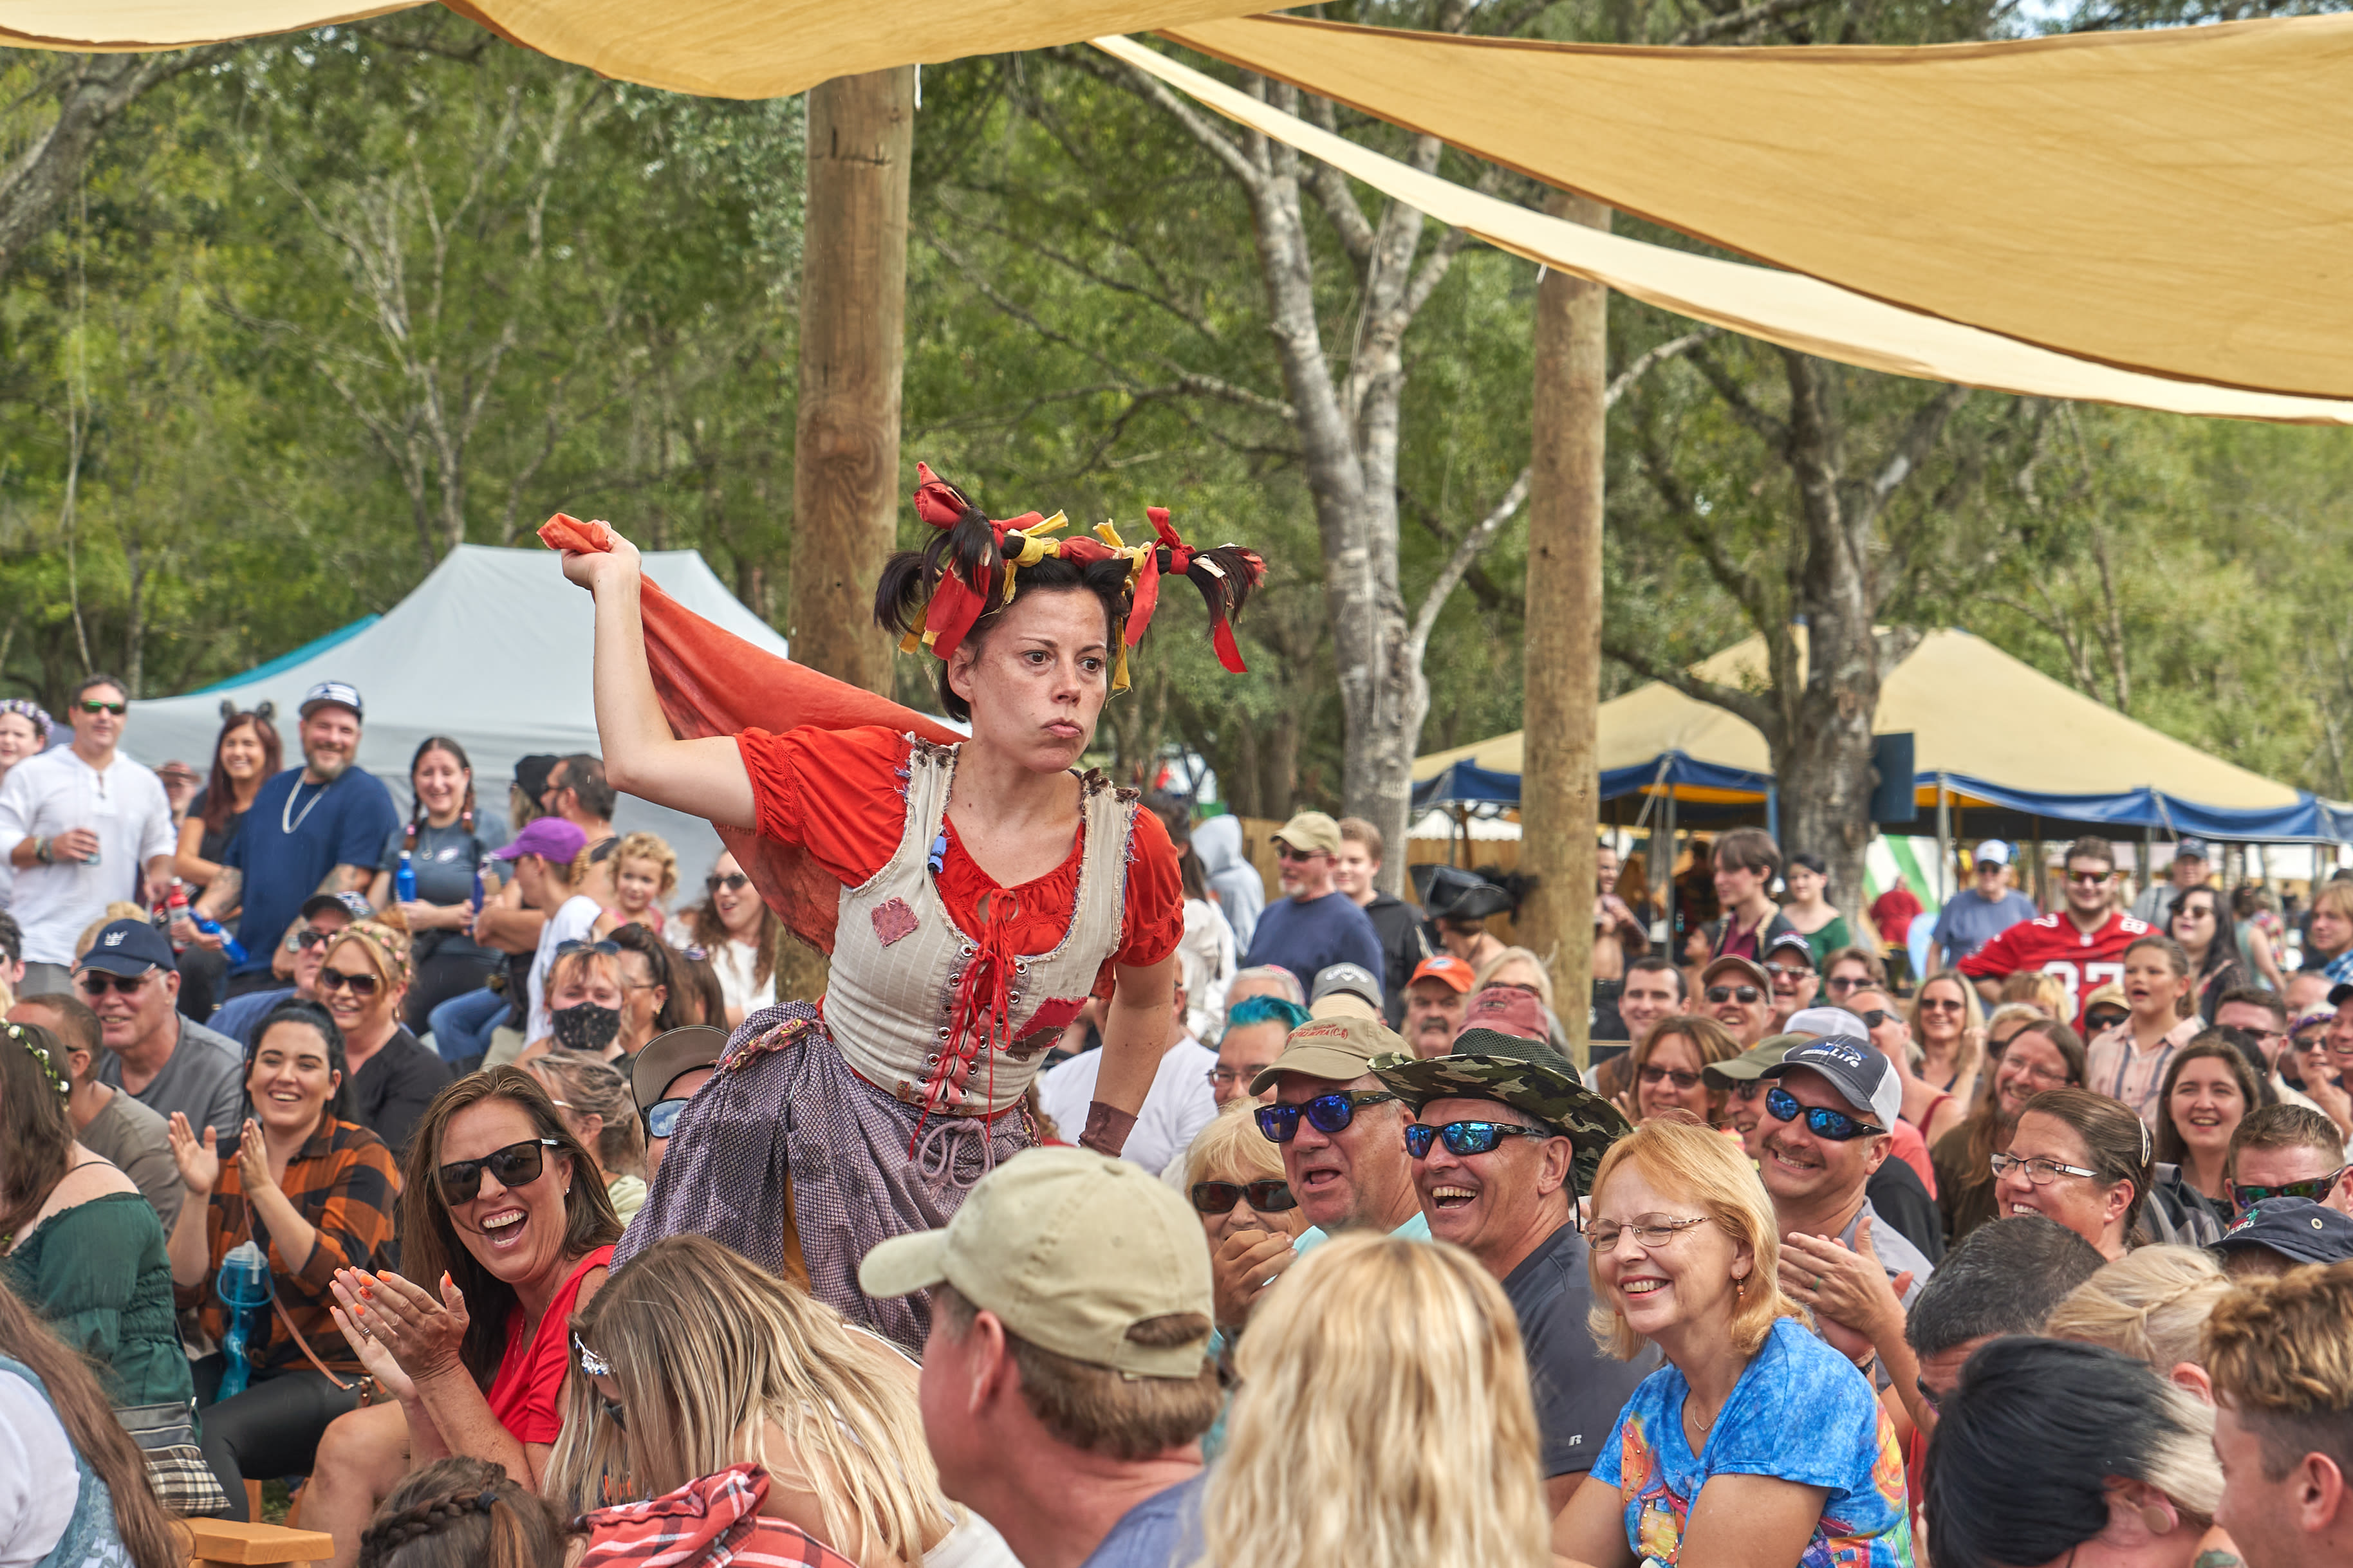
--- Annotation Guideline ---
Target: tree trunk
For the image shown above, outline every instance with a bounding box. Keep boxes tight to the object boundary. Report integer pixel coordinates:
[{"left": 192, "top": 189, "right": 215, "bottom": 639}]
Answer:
[
  {"left": 1520, "top": 196, "right": 1610, "bottom": 1065},
  {"left": 787, "top": 67, "right": 913, "bottom": 692}
]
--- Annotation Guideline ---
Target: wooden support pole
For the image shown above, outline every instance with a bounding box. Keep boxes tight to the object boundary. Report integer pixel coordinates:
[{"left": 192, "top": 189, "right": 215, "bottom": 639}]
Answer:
[{"left": 1518, "top": 194, "right": 1611, "bottom": 1069}]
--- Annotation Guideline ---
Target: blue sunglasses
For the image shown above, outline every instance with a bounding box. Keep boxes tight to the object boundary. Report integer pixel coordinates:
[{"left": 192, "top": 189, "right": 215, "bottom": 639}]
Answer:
[
  {"left": 1404, "top": 1120, "right": 1554, "bottom": 1159},
  {"left": 1763, "top": 1085, "right": 1883, "bottom": 1142},
  {"left": 1256, "top": 1091, "right": 1397, "bottom": 1143}
]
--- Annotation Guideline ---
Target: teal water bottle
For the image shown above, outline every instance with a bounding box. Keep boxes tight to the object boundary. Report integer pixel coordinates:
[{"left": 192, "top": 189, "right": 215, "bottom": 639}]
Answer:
[{"left": 215, "top": 1239, "right": 273, "bottom": 1400}]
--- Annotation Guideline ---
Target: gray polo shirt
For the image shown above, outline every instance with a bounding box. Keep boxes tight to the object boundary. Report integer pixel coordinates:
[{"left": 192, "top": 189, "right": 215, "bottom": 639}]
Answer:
[{"left": 97, "top": 1015, "right": 245, "bottom": 1146}]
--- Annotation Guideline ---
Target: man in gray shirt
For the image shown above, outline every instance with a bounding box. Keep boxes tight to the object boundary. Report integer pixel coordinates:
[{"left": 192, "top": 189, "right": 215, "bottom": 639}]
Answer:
[
  {"left": 12, "top": 989, "right": 180, "bottom": 1230},
  {"left": 82, "top": 918, "right": 245, "bottom": 1146}
]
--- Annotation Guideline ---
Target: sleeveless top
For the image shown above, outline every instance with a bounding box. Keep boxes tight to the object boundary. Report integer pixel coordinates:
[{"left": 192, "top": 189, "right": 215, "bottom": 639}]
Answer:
[
  {"left": 0, "top": 1354, "right": 133, "bottom": 1568},
  {"left": 823, "top": 739, "right": 1134, "bottom": 1118}
]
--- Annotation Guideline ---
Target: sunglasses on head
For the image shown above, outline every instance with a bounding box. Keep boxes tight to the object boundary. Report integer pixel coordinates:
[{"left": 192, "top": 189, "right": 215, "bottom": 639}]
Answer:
[
  {"left": 75, "top": 699, "right": 126, "bottom": 715},
  {"left": 1763, "top": 1085, "right": 1883, "bottom": 1141},
  {"left": 1404, "top": 1120, "right": 1554, "bottom": 1159},
  {"left": 705, "top": 873, "right": 749, "bottom": 894},
  {"left": 573, "top": 1336, "right": 626, "bottom": 1428},
  {"left": 317, "top": 966, "right": 382, "bottom": 997},
  {"left": 555, "top": 939, "right": 621, "bottom": 960},
  {"left": 1255, "top": 1091, "right": 1396, "bottom": 1143},
  {"left": 643, "top": 1097, "right": 690, "bottom": 1139},
  {"left": 436, "top": 1136, "right": 561, "bottom": 1205},
  {"left": 1706, "top": 984, "right": 1763, "bottom": 1004},
  {"left": 1189, "top": 1179, "right": 1298, "bottom": 1214},
  {"left": 2231, "top": 1167, "right": 2349, "bottom": 1212}
]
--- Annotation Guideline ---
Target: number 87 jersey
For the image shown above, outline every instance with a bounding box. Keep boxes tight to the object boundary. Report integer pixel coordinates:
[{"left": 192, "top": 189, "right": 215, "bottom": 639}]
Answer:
[{"left": 1958, "top": 909, "right": 2152, "bottom": 1029}]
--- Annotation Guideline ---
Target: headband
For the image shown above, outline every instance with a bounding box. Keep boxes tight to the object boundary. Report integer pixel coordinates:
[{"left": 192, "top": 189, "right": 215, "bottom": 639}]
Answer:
[
  {"left": 5, "top": 1022, "right": 68, "bottom": 1100},
  {"left": 0, "top": 699, "right": 52, "bottom": 744},
  {"left": 328, "top": 919, "right": 413, "bottom": 992},
  {"left": 897, "top": 462, "right": 1265, "bottom": 693}
]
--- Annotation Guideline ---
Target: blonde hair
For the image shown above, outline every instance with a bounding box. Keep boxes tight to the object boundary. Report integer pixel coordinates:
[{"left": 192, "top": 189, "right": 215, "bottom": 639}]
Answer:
[
  {"left": 546, "top": 945, "right": 624, "bottom": 997},
  {"left": 1585, "top": 1117, "right": 1803, "bottom": 1360},
  {"left": 547, "top": 1236, "right": 950, "bottom": 1563},
  {"left": 1472, "top": 946, "right": 1554, "bottom": 1013},
  {"left": 1996, "top": 970, "right": 2070, "bottom": 1016},
  {"left": 1184, "top": 1100, "right": 1285, "bottom": 1188},
  {"left": 2204, "top": 1262, "right": 2353, "bottom": 1481},
  {"left": 612, "top": 831, "right": 678, "bottom": 901},
  {"left": 73, "top": 903, "right": 153, "bottom": 961},
  {"left": 1204, "top": 1233, "right": 1549, "bottom": 1568},
  {"left": 2047, "top": 1246, "right": 2232, "bottom": 1373},
  {"left": 523, "top": 1053, "right": 646, "bottom": 1181}
]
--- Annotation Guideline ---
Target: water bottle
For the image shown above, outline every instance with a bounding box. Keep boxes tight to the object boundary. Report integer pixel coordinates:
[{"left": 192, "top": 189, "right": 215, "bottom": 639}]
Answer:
[
  {"left": 395, "top": 851, "right": 418, "bottom": 904},
  {"left": 471, "top": 867, "right": 486, "bottom": 914},
  {"left": 215, "top": 1239, "right": 274, "bottom": 1401},
  {"left": 193, "top": 912, "right": 249, "bottom": 966}
]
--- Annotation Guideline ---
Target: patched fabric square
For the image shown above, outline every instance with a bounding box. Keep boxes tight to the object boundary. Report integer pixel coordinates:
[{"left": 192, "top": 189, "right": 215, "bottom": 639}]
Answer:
[{"left": 871, "top": 897, "right": 920, "bottom": 947}]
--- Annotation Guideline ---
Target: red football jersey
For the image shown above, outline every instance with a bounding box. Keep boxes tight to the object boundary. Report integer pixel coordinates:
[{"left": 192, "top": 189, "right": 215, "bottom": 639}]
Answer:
[{"left": 1958, "top": 908, "right": 2152, "bottom": 1026}]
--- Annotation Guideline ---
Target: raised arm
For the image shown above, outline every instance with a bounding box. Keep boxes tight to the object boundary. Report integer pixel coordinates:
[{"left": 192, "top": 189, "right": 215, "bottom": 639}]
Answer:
[{"left": 559, "top": 532, "right": 756, "bottom": 830}]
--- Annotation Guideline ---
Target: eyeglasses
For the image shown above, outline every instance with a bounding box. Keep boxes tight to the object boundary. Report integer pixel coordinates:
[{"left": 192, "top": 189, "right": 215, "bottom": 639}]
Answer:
[
  {"left": 317, "top": 968, "right": 382, "bottom": 998},
  {"left": 555, "top": 939, "right": 621, "bottom": 959},
  {"left": 1273, "top": 845, "right": 1325, "bottom": 862},
  {"left": 1404, "top": 1120, "right": 1554, "bottom": 1159},
  {"left": 1989, "top": 1151, "right": 2099, "bottom": 1185},
  {"left": 705, "top": 873, "right": 749, "bottom": 894},
  {"left": 1856, "top": 1009, "right": 1895, "bottom": 1029},
  {"left": 2084, "top": 1011, "right": 2130, "bottom": 1033},
  {"left": 1189, "top": 1179, "right": 1298, "bottom": 1214},
  {"left": 1586, "top": 1213, "right": 1711, "bottom": 1252},
  {"left": 642, "top": 1097, "right": 690, "bottom": 1139},
  {"left": 1706, "top": 985, "right": 1763, "bottom": 1004},
  {"left": 1205, "top": 1065, "right": 1272, "bottom": 1089},
  {"left": 1766, "top": 966, "right": 1813, "bottom": 986},
  {"left": 77, "top": 970, "right": 153, "bottom": 996},
  {"left": 436, "top": 1136, "right": 561, "bottom": 1205},
  {"left": 1726, "top": 1079, "right": 1767, "bottom": 1102},
  {"left": 1637, "top": 1064, "right": 1703, "bottom": 1092},
  {"left": 2230, "top": 1168, "right": 2348, "bottom": 1211},
  {"left": 1915, "top": 1376, "right": 1944, "bottom": 1414},
  {"left": 1763, "top": 1085, "right": 1883, "bottom": 1141},
  {"left": 2000, "top": 1059, "right": 2075, "bottom": 1089},
  {"left": 1825, "top": 975, "right": 1867, "bottom": 994},
  {"left": 1919, "top": 998, "right": 1966, "bottom": 1013},
  {"left": 1255, "top": 1091, "right": 1397, "bottom": 1143},
  {"left": 75, "top": 699, "right": 126, "bottom": 715}
]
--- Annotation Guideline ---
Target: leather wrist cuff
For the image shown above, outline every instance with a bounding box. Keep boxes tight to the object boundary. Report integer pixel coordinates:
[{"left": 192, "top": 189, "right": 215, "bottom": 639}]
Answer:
[{"left": 1077, "top": 1102, "right": 1137, "bottom": 1158}]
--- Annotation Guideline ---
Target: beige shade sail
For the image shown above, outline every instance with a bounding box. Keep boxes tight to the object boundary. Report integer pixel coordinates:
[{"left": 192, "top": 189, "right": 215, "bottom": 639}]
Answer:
[
  {"left": 1160, "top": 13, "right": 2353, "bottom": 401},
  {"left": 1096, "top": 35, "right": 2353, "bottom": 425}
]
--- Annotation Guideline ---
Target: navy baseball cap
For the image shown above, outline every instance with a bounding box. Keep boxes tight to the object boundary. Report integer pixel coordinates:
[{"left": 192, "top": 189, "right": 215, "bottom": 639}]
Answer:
[
  {"left": 299, "top": 681, "right": 364, "bottom": 721},
  {"left": 77, "top": 919, "right": 176, "bottom": 977},
  {"left": 1762, "top": 1037, "right": 1903, "bottom": 1131},
  {"left": 300, "top": 891, "right": 373, "bottom": 923},
  {"left": 2212, "top": 1197, "right": 2353, "bottom": 1268}
]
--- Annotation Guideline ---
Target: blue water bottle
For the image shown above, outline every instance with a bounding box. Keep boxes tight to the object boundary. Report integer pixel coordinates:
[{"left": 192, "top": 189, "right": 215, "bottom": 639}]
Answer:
[
  {"left": 395, "top": 851, "right": 418, "bottom": 904},
  {"left": 471, "top": 867, "right": 485, "bottom": 914},
  {"left": 215, "top": 1240, "right": 273, "bottom": 1400},
  {"left": 192, "top": 912, "right": 248, "bottom": 966}
]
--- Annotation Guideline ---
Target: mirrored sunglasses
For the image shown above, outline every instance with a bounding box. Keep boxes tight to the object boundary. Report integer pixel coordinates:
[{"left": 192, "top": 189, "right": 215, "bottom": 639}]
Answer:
[{"left": 1763, "top": 1085, "right": 1882, "bottom": 1141}]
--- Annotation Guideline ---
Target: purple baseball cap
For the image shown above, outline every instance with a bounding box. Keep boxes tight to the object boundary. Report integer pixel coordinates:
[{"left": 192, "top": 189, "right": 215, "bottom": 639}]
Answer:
[{"left": 496, "top": 817, "right": 588, "bottom": 865}]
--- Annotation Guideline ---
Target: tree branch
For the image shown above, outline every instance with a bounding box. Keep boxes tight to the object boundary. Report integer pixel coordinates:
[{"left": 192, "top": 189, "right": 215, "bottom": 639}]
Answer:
[
  {"left": 1606, "top": 327, "right": 1719, "bottom": 409},
  {"left": 1408, "top": 465, "right": 1529, "bottom": 660},
  {"left": 1060, "top": 44, "right": 1263, "bottom": 195},
  {"left": 1669, "top": 0, "right": 1833, "bottom": 44},
  {"left": 1688, "top": 344, "right": 1790, "bottom": 454},
  {"left": 1601, "top": 631, "right": 1781, "bottom": 736}
]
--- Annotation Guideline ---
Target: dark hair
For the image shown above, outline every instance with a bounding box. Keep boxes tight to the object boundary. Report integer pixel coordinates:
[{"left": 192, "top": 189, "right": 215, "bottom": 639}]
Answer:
[
  {"left": 2215, "top": 984, "right": 2288, "bottom": 1027},
  {"left": 666, "top": 945, "right": 730, "bottom": 1029},
  {"left": 1625, "top": 954, "right": 1688, "bottom": 998},
  {"left": 203, "top": 709, "right": 284, "bottom": 836},
  {"left": 1904, "top": 1215, "right": 2105, "bottom": 1356},
  {"left": 687, "top": 869, "right": 779, "bottom": 995},
  {"left": 404, "top": 737, "right": 478, "bottom": 855},
  {"left": 1789, "top": 851, "right": 1827, "bottom": 877},
  {"left": 2152, "top": 1033, "right": 2264, "bottom": 1168},
  {"left": 0, "top": 909, "right": 21, "bottom": 966},
  {"left": 606, "top": 923, "right": 689, "bottom": 1034},
  {"left": 2229, "top": 1103, "right": 2345, "bottom": 1178},
  {"left": 1710, "top": 827, "right": 1781, "bottom": 879},
  {"left": 70, "top": 672, "right": 127, "bottom": 706},
  {"left": 2063, "top": 836, "right": 2117, "bottom": 874},
  {"left": 2018, "top": 1086, "right": 2153, "bottom": 1240},
  {"left": 357, "top": 1455, "right": 570, "bottom": 1568},
  {"left": 2168, "top": 882, "right": 2247, "bottom": 990},
  {"left": 10, "top": 990, "right": 98, "bottom": 1062},
  {"left": 1926, "top": 1337, "right": 2208, "bottom": 1568},
  {"left": 247, "top": 1000, "right": 358, "bottom": 1127},
  {"left": 0, "top": 1022, "right": 74, "bottom": 1243},
  {"left": 555, "top": 755, "right": 616, "bottom": 822},
  {"left": 0, "top": 1277, "right": 185, "bottom": 1568},
  {"left": 398, "top": 1068, "right": 622, "bottom": 1387}
]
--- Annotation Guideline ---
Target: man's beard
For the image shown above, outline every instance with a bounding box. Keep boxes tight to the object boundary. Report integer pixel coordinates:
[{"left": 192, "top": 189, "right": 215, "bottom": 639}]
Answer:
[{"left": 307, "top": 748, "right": 351, "bottom": 782}]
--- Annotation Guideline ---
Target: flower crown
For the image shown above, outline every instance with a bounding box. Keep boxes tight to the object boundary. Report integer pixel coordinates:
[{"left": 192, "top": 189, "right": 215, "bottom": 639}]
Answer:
[{"left": 894, "top": 463, "right": 1265, "bottom": 693}]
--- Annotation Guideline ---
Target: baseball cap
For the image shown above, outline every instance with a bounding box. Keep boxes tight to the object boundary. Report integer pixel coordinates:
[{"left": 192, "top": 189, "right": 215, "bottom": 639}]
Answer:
[
  {"left": 299, "top": 890, "right": 374, "bottom": 924},
  {"left": 632, "top": 1024, "right": 728, "bottom": 1111},
  {"left": 1250, "top": 1014, "right": 1406, "bottom": 1096},
  {"left": 1762, "top": 1037, "right": 1902, "bottom": 1130},
  {"left": 1455, "top": 984, "right": 1550, "bottom": 1051},
  {"left": 1975, "top": 840, "right": 2011, "bottom": 867},
  {"left": 1786, "top": 1006, "right": 1871, "bottom": 1040},
  {"left": 2211, "top": 1197, "right": 2353, "bottom": 1268},
  {"left": 2330, "top": 982, "right": 2353, "bottom": 1011},
  {"left": 1309, "top": 963, "right": 1384, "bottom": 1022},
  {"left": 299, "top": 681, "right": 364, "bottom": 721},
  {"left": 1704, "top": 1035, "right": 1802, "bottom": 1086},
  {"left": 2175, "top": 836, "right": 2211, "bottom": 862},
  {"left": 858, "top": 1148, "right": 1212, "bottom": 1379},
  {"left": 1701, "top": 954, "right": 1772, "bottom": 993},
  {"left": 1408, "top": 954, "right": 1474, "bottom": 994},
  {"left": 496, "top": 816, "right": 589, "bottom": 865},
  {"left": 77, "top": 919, "right": 176, "bottom": 977},
  {"left": 1373, "top": 1037, "right": 1628, "bottom": 1194},
  {"left": 1272, "top": 811, "right": 1343, "bottom": 858},
  {"left": 2082, "top": 983, "right": 2130, "bottom": 1019},
  {"left": 514, "top": 755, "right": 562, "bottom": 803},
  {"left": 1763, "top": 930, "right": 1816, "bottom": 969}
]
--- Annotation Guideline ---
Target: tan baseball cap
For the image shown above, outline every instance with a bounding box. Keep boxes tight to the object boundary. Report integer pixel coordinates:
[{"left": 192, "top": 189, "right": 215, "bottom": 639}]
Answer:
[
  {"left": 857, "top": 1148, "right": 1212, "bottom": 1379},
  {"left": 1249, "top": 1013, "right": 1407, "bottom": 1096},
  {"left": 1272, "top": 811, "right": 1343, "bottom": 858}
]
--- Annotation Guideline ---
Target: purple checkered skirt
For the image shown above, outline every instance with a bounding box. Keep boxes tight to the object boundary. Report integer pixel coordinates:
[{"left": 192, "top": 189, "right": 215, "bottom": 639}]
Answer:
[{"left": 612, "top": 1001, "right": 1033, "bottom": 1354}]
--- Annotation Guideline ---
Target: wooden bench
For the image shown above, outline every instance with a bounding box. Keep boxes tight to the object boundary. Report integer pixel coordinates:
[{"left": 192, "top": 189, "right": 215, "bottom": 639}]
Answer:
[{"left": 185, "top": 1518, "right": 334, "bottom": 1568}]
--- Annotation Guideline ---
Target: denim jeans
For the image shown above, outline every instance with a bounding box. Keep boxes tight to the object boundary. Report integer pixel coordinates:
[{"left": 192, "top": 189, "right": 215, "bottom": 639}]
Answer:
[{"left": 426, "top": 986, "right": 510, "bottom": 1065}]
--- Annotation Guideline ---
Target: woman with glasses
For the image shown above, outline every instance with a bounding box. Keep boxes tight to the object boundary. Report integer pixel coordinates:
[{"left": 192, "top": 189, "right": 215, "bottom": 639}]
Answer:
[
  {"left": 1554, "top": 1117, "right": 1912, "bottom": 1567},
  {"left": 1819, "top": 946, "right": 1886, "bottom": 1008},
  {"left": 367, "top": 737, "right": 510, "bottom": 1035},
  {"left": 2166, "top": 885, "right": 2249, "bottom": 1027},
  {"left": 676, "top": 851, "right": 776, "bottom": 1030},
  {"left": 308, "top": 1068, "right": 622, "bottom": 1568},
  {"left": 316, "top": 921, "right": 449, "bottom": 1158},
  {"left": 1626, "top": 1015, "right": 1740, "bottom": 1127},
  {"left": 521, "top": 1053, "right": 648, "bottom": 1225},
  {"left": 1992, "top": 1087, "right": 2153, "bottom": 1259},
  {"left": 1184, "top": 1100, "right": 1307, "bottom": 1259},
  {"left": 1931, "top": 1017, "right": 2086, "bottom": 1245},
  {"left": 165, "top": 1001, "right": 400, "bottom": 1518},
  {"left": 2144, "top": 1036, "right": 2258, "bottom": 1239},
  {"left": 1906, "top": 972, "right": 1982, "bottom": 1106}
]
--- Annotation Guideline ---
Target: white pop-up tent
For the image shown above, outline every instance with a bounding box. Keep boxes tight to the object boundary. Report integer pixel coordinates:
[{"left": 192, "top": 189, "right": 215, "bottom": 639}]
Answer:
[{"left": 118, "top": 545, "right": 792, "bottom": 890}]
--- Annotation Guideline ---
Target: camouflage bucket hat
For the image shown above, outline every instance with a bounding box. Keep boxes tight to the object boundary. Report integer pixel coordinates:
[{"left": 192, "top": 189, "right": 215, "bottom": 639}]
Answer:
[{"left": 1372, "top": 1037, "right": 1633, "bottom": 1196}]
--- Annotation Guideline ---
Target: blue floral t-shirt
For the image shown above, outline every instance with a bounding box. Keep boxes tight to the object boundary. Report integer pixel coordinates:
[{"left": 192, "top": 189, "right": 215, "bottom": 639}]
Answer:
[{"left": 1590, "top": 1316, "right": 1913, "bottom": 1568}]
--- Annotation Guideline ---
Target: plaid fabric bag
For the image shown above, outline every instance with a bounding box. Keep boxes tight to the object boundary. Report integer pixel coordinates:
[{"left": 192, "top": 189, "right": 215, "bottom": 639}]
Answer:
[{"left": 116, "top": 1399, "right": 231, "bottom": 1517}]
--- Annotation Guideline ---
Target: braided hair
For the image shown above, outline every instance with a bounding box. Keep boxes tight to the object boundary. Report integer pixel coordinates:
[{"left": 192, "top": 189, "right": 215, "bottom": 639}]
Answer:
[
  {"left": 357, "top": 1457, "right": 570, "bottom": 1568},
  {"left": 404, "top": 736, "right": 479, "bottom": 856}
]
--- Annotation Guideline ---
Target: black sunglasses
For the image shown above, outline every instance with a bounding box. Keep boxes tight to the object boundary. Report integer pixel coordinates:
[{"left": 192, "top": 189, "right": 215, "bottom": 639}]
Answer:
[
  {"left": 436, "top": 1136, "right": 561, "bottom": 1205},
  {"left": 643, "top": 1097, "right": 689, "bottom": 1139},
  {"left": 294, "top": 928, "right": 339, "bottom": 950},
  {"left": 1857, "top": 1009, "right": 1895, "bottom": 1029},
  {"left": 2085, "top": 1010, "right": 2130, "bottom": 1033},
  {"left": 317, "top": 967, "right": 382, "bottom": 998},
  {"left": 1764, "top": 1085, "right": 1883, "bottom": 1141},
  {"left": 705, "top": 873, "right": 750, "bottom": 894},
  {"left": 1256, "top": 1091, "right": 1397, "bottom": 1143},
  {"left": 1706, "top": 984, "right": 1763, "bottom": 1004},
  {"left": 1404, "top": 1120, "right": 1554, "bottom": 1159},
  {"left": 1189, "top": 1179, "right": 1298, "bottom": 1215},
  {"left": 77, "top": 970, "right": 153, "bottom": 996},
  {"left": 75, "top": 699, "right": 127, "bottom": 715},
  {"left": 1638, "top": 1064, "right": 1702, "bottom": 1091}
]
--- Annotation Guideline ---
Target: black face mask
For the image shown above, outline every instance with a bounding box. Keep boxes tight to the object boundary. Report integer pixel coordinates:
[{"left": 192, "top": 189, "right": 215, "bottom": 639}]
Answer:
[{"left": 551, "top": 1002, "right": 622, "bottom": 1055}]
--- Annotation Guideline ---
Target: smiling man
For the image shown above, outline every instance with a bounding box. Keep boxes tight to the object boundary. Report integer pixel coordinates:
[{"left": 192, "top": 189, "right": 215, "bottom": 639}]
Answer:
[
  {"left": 1698, "top": 954, "right": 1776, "bottom": 1048},
  {"left": 1375, "top": 1028, "right": 1641, "bottom": 1511},
  {"left": 82, "top": 916, "right": 245, "bottom": 1146}
]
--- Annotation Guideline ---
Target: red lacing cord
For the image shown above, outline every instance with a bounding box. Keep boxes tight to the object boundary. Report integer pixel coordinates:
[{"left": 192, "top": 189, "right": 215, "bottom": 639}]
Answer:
[{"left": 906, "top": 894, "right": 1018, "bottom": 1159}]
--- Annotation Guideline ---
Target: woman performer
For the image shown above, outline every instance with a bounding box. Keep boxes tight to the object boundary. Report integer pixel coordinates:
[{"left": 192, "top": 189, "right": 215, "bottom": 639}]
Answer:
[{"left": 554, "top": 465, "right": 1261, "bottom": 1351}]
